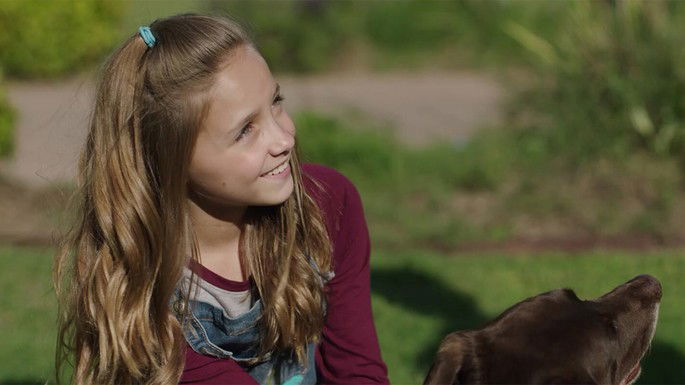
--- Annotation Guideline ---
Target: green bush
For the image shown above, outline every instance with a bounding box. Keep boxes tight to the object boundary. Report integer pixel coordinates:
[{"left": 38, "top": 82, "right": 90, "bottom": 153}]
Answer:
[
  {"left": 294, "top": 111, "right": 514, "bottom": 249},
  {"left": 0, "top": 69, "right": 15, "bottom": 157},
  {"left": 0, "top": 0, "right": 127, "bottom": 79},
  {"left": 294, "top": 111, "right": 405, "bottom": 186},
  {"left": 210, "top": 0, "right": 359, "bottom": 73},
  {"left": 409, "top": 131, "right": 515, "bottom": 192},
  {"left": 207, "top": 0, "right": 568, "bottom": 73},
  {"left": 504, "top": 0, "right": 685, "bottom": 164},
  {"left": 362, "top": 1, "right": 460, "bottom": 52}
]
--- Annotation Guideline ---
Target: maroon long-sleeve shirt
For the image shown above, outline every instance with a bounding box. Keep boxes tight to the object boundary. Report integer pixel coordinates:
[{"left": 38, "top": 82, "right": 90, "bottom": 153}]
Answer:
[{"left": 179, "top": 163, "right": 389, "bottom": 384}]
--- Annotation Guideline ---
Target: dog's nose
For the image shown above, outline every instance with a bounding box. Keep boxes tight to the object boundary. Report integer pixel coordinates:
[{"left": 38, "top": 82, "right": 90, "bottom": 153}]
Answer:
[{"left": 630, "top": 274, "right": 662, "bottom": 301}]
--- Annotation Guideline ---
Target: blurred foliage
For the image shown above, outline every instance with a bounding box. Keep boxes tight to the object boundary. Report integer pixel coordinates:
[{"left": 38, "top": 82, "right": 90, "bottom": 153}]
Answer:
[
  {"left": 503, "top": 0, "right": 685, "bottom": 165},
  {"left": 508, "top": 153, "right": 683, "bottom": 239},
  {"left": 207, "top": 0, "right": 500, "bottom": 72},
  {"left": 295, "top": 111, "right": 493, "bottom": 249},
  {"left": 295, "top": 111, "right": 404, "bottom": 186},
  {"left": 408, "top": 132, "right": 515, "bottom": 192},
  {"left": 0, "top": 0, "right": 127, "bottom": 160},
  {"left": 295, "top": 111, "right": 684, "bottom": 248},
  {"left": 0, "top": 0, "right": 128, "bottom": 79},
  {"left": 0, "top": 67, "right": 15, "bottom": 157},
  {"left": 205, "top": 0, "right": 587, "bottom": 72},
  {"left": 295, "top": 111, "right": 513, "bottom": 195},
  {"left": 208, "top": 0, "right": 358, "bottom": 73}
]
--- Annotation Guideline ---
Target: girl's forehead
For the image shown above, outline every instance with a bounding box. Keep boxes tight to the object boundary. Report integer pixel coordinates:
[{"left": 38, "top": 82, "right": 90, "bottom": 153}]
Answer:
[
  {"left": 209, "top": 46, "right": 274, "bottom": 107},
  {"left": 201, "top": 46, "right": 278, "bottom": 137}
]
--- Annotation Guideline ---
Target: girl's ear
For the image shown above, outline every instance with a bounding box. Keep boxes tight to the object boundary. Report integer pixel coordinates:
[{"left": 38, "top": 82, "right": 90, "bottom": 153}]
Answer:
[{"left": 424, "top": 333, "right": 469, "bottom": 385}]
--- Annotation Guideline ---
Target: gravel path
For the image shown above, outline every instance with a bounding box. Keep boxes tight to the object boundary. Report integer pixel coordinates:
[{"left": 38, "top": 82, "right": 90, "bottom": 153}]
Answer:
[{"left": 0, "top": 70, "right": 504, "bottom": 187}]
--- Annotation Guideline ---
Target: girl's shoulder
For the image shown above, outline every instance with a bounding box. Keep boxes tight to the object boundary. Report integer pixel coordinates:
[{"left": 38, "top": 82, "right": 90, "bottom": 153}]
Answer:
[
  {"left": 300, "top": 162, "right": 350, "bottom": 184},
  {"left": 300, "top": 163, "right": 358, "bottom": 202},
  {"left": 300, "top": 162, "right": 363, "bottom": 233}
]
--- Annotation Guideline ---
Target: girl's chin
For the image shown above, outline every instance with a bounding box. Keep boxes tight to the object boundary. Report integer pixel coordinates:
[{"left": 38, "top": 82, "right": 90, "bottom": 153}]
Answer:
[{"left": 254, "top": 181, "right": 294, "bottom": 206}]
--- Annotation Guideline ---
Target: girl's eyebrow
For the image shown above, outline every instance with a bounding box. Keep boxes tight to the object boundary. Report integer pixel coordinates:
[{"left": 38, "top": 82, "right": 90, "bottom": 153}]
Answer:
[{"left": 231, "top": 83, "right": 281, "bottom": 132}]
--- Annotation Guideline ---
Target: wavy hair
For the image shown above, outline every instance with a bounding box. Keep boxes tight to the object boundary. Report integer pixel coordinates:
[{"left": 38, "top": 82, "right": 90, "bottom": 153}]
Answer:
[{"left": 53, "top": 13, "right": 332, "bottom": 385}]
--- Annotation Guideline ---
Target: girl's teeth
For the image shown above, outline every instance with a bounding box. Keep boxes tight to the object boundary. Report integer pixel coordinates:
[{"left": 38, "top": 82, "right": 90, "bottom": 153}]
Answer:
[{"left": 266, "top": 162, "right": 287, "bottom": 176}]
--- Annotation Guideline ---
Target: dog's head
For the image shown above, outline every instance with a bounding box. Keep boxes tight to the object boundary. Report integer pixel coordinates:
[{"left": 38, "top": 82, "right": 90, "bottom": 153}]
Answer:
[{"left": 425, "top": 274, "right": 661, "bottom": 385}]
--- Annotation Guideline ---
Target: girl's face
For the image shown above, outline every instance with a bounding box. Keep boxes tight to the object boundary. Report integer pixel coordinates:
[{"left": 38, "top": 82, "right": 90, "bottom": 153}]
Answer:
[{"left": 188, "top": 45, "right": 295, "bottom": 211}]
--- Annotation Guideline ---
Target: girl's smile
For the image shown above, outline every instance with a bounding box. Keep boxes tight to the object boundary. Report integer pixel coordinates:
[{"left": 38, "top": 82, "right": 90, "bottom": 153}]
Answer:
[{"left": 260, "top": 158, "right": 291, "bottom": 178}]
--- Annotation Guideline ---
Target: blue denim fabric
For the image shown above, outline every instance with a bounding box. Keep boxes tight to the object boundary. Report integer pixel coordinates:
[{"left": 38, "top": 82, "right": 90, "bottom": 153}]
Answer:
[{"left": 171, "top": 256, "right": 331, "bottom": 385}]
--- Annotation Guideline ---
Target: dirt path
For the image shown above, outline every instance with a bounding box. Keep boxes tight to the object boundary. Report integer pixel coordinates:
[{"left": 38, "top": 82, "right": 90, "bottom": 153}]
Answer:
[{"left": 0, "top": 70, "right": 504, "bottom": 188}]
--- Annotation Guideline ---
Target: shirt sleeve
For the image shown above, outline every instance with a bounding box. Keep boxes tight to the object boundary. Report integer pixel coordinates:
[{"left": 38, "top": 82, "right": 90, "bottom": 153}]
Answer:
[
  {"left": 179, "top": 342, "right": 258, "bottom": 385},
  {"left": 305, "top": 165, "right": 390, "bottom": 384}
]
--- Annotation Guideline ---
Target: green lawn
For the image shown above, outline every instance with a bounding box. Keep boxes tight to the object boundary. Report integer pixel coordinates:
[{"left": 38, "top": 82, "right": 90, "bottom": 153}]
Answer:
[
  {"left": 2, "top": 244, "right": 684, "bottom": 384},
  {"left": 0, "top": 244, "right": 56, "bottom": 384}
]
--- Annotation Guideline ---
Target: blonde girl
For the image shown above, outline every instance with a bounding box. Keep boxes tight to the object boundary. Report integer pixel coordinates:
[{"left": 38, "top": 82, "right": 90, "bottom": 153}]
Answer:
[{"left": 54, "top": 12, "right": 388, "bottom": 385}]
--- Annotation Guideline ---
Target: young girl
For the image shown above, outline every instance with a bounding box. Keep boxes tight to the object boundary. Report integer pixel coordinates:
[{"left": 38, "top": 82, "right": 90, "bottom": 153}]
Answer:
[{"left": 53, "top": 13, "right": 389, "bottom": 385}]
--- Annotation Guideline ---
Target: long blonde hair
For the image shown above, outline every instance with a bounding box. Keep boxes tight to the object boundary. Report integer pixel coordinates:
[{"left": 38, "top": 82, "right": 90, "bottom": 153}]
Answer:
[{"left": 53, "top": 13, "right": 332, "bottom": 385}]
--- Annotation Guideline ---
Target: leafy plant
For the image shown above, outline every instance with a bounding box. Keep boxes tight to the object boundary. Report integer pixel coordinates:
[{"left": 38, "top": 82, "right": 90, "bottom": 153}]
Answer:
[
  {"left": 0, "top": 68, "right": 15, "bottom": 157},
  {"left": 0, "top": 0, "right": 127, "bottom": 78}
]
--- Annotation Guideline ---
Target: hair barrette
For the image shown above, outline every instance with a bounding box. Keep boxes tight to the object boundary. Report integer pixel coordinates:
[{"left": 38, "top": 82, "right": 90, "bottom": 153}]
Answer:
[{"left": 138, "top": 26, "right": 156, "bottom": 48}]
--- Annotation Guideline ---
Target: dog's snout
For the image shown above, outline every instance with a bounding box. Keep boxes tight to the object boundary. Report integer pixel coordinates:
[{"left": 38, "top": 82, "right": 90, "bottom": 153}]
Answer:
[{"left": 630, "top": 274, "right": 662, "bottom": 301}]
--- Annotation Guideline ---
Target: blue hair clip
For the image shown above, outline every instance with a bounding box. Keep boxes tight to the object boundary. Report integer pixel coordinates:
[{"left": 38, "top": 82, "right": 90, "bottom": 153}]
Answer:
[{"left": 138, "top": 26, "right": 156, "bottom": 48}]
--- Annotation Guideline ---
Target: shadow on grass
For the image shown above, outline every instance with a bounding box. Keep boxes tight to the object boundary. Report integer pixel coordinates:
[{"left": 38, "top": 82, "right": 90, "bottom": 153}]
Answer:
[
  {"left": 638, "top": 340, "right": 685, "bottom": 384},
  {"left": 371, "top": 266, "right": 685, "bottom": 384},
  {"left": 371, "top": 266, "right": 490, "bottom": 376},
  {"left": 0, "top": 380, "right": 46, "bottom": 385}
]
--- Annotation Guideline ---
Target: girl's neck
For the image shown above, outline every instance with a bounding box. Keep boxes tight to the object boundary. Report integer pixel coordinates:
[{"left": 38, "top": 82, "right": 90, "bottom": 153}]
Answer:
[
  {"left": 187, "top": 197, "right": 248, "bottom": 281},
  {"left": 187, "top": 193, "right": 246, "bottom": 244}
]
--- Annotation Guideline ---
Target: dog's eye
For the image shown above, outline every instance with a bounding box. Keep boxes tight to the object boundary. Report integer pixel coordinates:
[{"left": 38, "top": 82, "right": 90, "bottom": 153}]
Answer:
[{"left": 603, "top": 317, "right": 619, "bottom": 336}]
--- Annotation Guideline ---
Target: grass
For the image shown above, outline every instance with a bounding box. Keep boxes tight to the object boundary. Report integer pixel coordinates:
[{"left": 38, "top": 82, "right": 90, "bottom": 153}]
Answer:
[
  {"left": 2, "top": 244, "right": 684, "bottom": 384},
  {"left": 0, "top": 244, "right": 57, "bottom": 383}
]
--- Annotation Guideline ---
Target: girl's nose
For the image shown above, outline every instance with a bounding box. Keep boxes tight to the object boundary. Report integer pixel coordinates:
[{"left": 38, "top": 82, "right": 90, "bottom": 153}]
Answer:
[{"left": 268, "top": 119, "right": 295, "bottom": 155}]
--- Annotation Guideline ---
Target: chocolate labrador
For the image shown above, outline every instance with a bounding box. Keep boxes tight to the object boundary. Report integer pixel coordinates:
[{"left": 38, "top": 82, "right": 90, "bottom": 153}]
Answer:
[{"left": 424, "top": 274, "right": 661, "bottom": 385}]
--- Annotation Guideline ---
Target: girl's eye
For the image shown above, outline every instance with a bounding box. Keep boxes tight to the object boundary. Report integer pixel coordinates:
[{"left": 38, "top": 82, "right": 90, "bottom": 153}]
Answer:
[
  {"left": 235, "top": 93, "right": 286, "bottom": 142},
  {"left": 273, "top": 93, "right": 285, "bottom": 106},
  {"left": 236, "top": 123, "right": 253, "bottom": 141}
]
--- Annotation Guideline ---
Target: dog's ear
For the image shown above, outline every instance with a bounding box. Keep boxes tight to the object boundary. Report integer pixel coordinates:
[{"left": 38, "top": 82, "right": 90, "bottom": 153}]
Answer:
[{"left": 424, "top": 333, "right": 469, "bottom": 385}]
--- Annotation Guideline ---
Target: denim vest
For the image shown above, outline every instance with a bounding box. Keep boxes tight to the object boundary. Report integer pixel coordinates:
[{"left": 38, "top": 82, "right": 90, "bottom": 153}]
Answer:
[{"left": 171, "top": 256, "right": 332, "bottom": 385}]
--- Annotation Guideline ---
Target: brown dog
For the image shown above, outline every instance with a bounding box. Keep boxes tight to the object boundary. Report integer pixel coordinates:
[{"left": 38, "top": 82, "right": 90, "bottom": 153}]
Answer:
[{"left": 424, "top": 274, "right": 661, "bottom": 385}]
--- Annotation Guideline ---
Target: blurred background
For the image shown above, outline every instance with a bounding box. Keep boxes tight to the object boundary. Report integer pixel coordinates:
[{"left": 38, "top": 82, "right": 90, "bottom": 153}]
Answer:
[{"left": 1, "top": 0, "right": 684, "bottom": 383}]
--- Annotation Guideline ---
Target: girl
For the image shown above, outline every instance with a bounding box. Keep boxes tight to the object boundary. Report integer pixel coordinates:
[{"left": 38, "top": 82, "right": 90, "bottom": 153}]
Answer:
[{"left": 53, "top": 13, "right": 389, "bottom": 385}]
